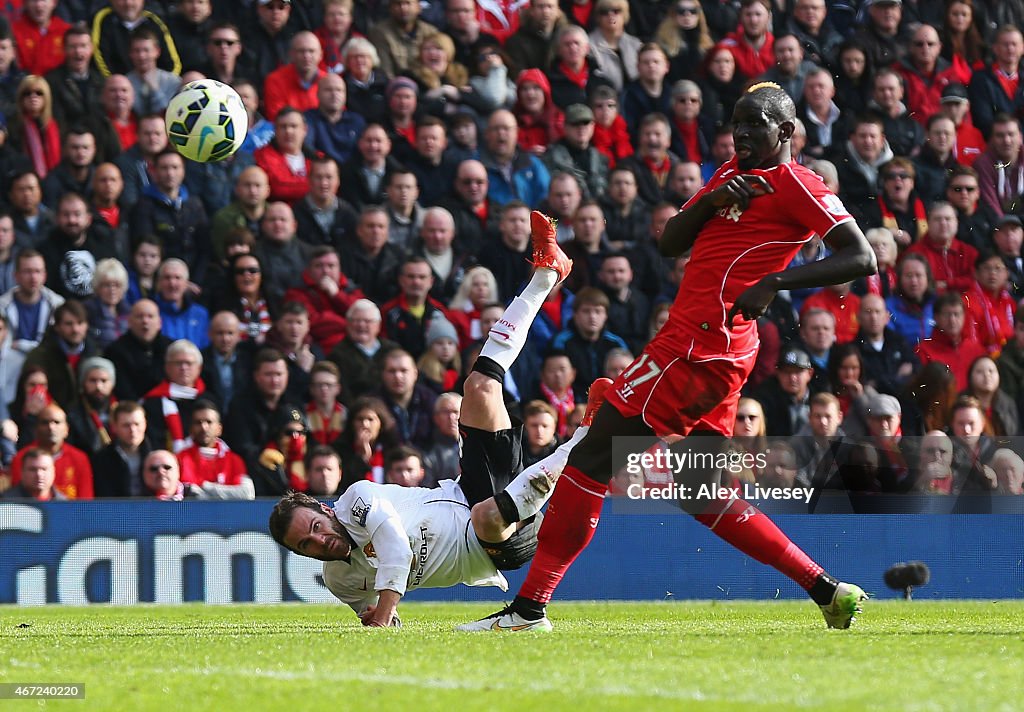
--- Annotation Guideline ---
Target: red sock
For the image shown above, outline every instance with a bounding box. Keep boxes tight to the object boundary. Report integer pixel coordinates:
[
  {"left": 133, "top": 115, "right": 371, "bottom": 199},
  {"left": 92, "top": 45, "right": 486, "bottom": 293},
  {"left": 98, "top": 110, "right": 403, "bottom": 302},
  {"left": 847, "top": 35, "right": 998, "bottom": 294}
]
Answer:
[
  {"left": 518, "top": 465, "right": 606, "bottom": 603},
  {"left": 695, "top": 497, "right": 823, "bottom": 591}
]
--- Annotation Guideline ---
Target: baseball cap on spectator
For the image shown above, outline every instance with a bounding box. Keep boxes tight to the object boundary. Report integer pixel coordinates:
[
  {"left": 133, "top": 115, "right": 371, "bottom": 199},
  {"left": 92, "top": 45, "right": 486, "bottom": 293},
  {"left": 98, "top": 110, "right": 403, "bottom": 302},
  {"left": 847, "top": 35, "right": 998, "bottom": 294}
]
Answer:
[
  {"left": 386, "top": 77, "right": 418, "bottom": 100},
  {"left": 996, "top": 214, "right": 1022, "bottom": 229},
  {"left": 566, "top": 104, "right": 595, "bottom": 125},
  {"left": 426, "top": 317, "right": 459, "bottom": 347},
  {"left": 865, "top": 393, "right": 901, "bottom": 418},
  {"left": 940, "top": 83, "right": 968, "bottom": 104},
  {"left": 79, "top": 356, "right": 117, "bottom": 386},
  {"left": 273, "top": 407, "right": 308, "bottom": 435},
  {"left": 778, "top": 347, "right": 812, "bottom": 371}
]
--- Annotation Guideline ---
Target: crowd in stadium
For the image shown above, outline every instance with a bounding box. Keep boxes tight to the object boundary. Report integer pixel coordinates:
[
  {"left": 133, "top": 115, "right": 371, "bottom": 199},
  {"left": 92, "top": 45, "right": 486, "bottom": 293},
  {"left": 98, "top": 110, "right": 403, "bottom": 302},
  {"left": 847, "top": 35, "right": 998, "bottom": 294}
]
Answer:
[{"left": 1, "top": 0, "right": 1024, "bottom": 502}]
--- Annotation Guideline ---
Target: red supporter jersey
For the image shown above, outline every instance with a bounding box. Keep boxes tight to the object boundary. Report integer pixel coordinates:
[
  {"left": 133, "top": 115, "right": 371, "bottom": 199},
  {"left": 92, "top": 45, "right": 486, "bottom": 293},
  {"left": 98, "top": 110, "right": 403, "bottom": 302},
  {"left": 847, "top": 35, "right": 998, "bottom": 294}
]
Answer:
[
  {"left": 178, "top": 442, "right": 249, "bottom": 487},
  {"left": 658, "top": 157, "right": 854, "bottom": 355}
]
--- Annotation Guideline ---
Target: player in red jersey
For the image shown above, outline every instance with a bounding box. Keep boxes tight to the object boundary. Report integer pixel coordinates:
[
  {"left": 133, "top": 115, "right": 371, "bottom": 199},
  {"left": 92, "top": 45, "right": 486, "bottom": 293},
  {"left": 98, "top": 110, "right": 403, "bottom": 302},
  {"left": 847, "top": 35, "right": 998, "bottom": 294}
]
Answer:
[{"left": 459, "top": 83, "right": 878, "bottom": 632}]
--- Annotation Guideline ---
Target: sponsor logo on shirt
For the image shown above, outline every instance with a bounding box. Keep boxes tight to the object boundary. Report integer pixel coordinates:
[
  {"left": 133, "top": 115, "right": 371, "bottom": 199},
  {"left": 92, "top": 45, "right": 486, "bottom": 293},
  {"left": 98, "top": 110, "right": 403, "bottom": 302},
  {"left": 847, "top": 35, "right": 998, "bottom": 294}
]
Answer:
[
  {"left": 717, "top": 204, "right": 744, "bottom": 222},
  {"left": 820, "top": 194, "right": 848, "bottom": 216},
  {"left": 351, "top": 497, "right": 370, "bottom": 526}
]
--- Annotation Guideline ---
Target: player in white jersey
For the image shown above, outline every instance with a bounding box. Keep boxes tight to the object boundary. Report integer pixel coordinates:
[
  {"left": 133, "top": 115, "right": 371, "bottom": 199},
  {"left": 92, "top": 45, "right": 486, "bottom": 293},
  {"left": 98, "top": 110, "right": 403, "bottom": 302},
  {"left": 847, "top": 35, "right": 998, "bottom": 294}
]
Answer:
[{"left": 269, "top": 212, "right": 605, "bottom": 628}]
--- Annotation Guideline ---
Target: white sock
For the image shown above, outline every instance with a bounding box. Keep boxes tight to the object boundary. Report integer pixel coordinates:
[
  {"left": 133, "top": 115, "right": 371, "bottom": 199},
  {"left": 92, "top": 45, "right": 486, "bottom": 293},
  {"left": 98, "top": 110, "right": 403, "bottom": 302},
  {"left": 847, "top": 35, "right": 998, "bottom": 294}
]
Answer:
[
  {"left": 479, "top": 268, "right": 558, "bottom": 372},
  {"left": 504, "top": 425, "right": 590, "bottom": 521}
]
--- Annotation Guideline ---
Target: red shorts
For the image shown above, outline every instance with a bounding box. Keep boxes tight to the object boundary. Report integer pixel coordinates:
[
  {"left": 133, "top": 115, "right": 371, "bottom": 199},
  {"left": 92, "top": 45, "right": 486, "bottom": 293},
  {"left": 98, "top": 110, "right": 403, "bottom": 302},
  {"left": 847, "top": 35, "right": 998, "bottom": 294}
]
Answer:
[{"left": 604, "top": 338, "right": 756, "bottom": 438}]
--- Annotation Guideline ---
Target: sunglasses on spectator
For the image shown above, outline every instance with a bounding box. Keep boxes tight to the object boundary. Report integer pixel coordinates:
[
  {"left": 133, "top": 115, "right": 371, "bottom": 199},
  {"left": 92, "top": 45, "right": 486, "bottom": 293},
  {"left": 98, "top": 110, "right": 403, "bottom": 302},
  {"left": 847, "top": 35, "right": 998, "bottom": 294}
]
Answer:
[
  {"left": 286, "top": 428, "right": 308, "bottom": 436},
  {"left": 599, "top": 6, "right": 623, "bottom": 15},
  {"left": 148, "top": 463, "right": 174, "bottom": 472},
  {"left": 210, "top": 38, "right": 240, "bottom": 47},
  {"left": 950, "top": 184, "right": 977, "bottom": 193},
  {"left": 22, "top": 90, "right": 44, "bottom": 97},
  {"left": 736, "top": 413, "right": 759, "bottom": 422},
  {"left": 235, "top": 266, "right": 261, "bottom": 275},
  {"left": 676, "top": 4, "right": 699, "bottom": 14}
]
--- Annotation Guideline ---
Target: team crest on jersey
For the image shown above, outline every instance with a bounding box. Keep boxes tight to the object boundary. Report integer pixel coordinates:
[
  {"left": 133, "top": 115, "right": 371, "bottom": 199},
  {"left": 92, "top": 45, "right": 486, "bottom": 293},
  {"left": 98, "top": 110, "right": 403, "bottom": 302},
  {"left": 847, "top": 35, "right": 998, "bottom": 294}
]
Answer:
[
  {"left": 351, "top": 497, "right": 370, "bottom": 526},
  {"left": 363, "top": 542, "right": 376, "bottom": 559},
  {"left": 717, "top": 204, "right": 744, "bottom": 222},
  {"left": 820, "top": 194, "right": 848, "bottom": 216}
]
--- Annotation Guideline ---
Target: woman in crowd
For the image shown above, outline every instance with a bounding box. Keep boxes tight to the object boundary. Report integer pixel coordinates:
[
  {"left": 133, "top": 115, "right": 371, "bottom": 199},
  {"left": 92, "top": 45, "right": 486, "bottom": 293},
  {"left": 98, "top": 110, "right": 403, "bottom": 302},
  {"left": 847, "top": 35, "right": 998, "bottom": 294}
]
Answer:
[
  {"left": 886, "top": 254, "right": 937, "bottom": 347},
  {"left": 343, "top": 37, "right": 389, "bottom": 125},
  {"left": 697, "top": 42, "right": 743, "bottom": 126},
  {"left": 899, "top": 362, "right": 958, "bottom": 437},
  {"left": 407, "top": 33, "right": 470, "bottom": 117},
  {"left": 217, "top": 253, "right": 273, "bottom": 344},
  {"left": 335, "top": 396, "right": 402, "bottom": 490},
  {"left": 84, "top": 258, "right": 131, "bottom": 350},
  {"left": 940, "top": 0, "right": 987, "bottom": 85},
  {"left": 449, "top": 265, "right": 500, "bottom": 341},
  {"left": 587, "top": 0, "right": 642, "bottom": 92},
  {"left": 827, "top": 343, "right": 878, "bottom": 437},
  {"left": 831, "top": 40, "right": 873, "bottom": 117},
  {"left": 655, "top": 0, "right": 714, "bottom": 83},
  {"left": 961, "top": 355, "right": 1020, "bottom": 436},
  {"left": 721, "top": 397, "right": 765, "bottom": 489},
  {"left": 853, "top": 227, "right": 898, "bottom": 298},
  {"left": 10, "top": 365, "right": 51, "bottom": 449},
  {"left": 466, "top": 42, "right": 516, "bottom": 114},
  {"left": 126, "top": 236, "right": 163, "bottom": 305},
  {"left": 8, "top": 76, "right": 61, "bottom": 178},
  {"left": 513, "top": 69, "right": 564, "bottom": 157}
]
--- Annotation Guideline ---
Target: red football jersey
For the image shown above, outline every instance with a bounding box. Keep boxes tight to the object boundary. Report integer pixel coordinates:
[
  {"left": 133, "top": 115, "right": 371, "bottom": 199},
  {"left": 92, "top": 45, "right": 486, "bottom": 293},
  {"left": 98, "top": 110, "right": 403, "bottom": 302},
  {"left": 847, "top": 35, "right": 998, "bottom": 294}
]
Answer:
[
  {"left": 659, "top": 157, "right": 854, "bottom": 355},
  {"left": 178, "top": 441, "right": 249, "bottom": 487}
]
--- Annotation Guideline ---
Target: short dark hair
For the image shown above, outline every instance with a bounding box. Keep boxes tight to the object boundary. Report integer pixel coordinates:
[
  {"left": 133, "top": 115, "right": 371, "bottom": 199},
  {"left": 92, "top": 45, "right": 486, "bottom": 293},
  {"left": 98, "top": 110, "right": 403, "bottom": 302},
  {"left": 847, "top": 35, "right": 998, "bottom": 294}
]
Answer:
[
  {"left": 741, "top": 81, "right": 796, "bottom": 124},
  {"left": 191, "top": 399, "right": 221, "bottom": 419},
  {"left": 254, "top": 347, "right": 287, "bottom": 370},
  {"left": 112, "top": 400, "right": 144, "bottom": 421},
  {"left": 21, "top": 447, "right": 54, "bottom": 468},
  {"left": 309, "top": 244, "right": 337, "bottom": 261},
  {"left": 277, "top": 301, "right": 309, "bottom": 318},
  {"left": 54, "top": 300, "right": 87, "bottom": 324},
  {"left": 130, "top": 27, "right": 160, "bottom": 45},
  {"left": 15, "top": 249, "right": 44, "bottom": 271},
  {"left": 269, "top": 490, "right": 324, "bottom": 550},
  {"left": 934, "top": 291, "right": 964, "bottom": 316},
  {"left": 385, "top": 444, "right": 423, "bottom": 470},
  {"left": 64, "top": 22, "right": 91, "bottom": 42}
]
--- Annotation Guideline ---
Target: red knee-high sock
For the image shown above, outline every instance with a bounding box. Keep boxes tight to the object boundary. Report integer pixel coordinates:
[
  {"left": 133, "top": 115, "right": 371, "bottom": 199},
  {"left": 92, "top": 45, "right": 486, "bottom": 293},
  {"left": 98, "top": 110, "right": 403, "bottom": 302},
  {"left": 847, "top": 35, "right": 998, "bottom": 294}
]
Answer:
[
  {"left": 518, "top": 465, "right": 606, "bottom": 603},
  {"left": 695, "top": 497, "right": 823, "bottom": 591}
]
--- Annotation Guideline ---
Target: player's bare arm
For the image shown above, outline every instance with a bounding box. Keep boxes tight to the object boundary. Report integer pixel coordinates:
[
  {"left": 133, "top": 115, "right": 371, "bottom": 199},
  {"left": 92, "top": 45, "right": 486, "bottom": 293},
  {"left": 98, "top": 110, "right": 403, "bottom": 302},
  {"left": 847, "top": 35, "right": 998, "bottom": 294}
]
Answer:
[
  {"left": 728, "top": 222, "right": 877, "bottom": 326},
  {"left": 660, "top": 175, "right": 775, "bottom": 257},
  {"left": 361, "top": 589, "right": 402, "bottom": 627}
]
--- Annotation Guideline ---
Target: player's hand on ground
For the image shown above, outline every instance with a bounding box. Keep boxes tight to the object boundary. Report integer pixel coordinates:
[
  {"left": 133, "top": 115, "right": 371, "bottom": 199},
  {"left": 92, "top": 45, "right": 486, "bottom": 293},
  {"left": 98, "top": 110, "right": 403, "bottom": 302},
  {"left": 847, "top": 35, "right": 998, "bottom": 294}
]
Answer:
[
  {"left": 706, "top": 174, "right": 774, "bottom": 211},
  {"left": 727, "top": 279, "right": 778, "bottom": 328},
  {"left": 360, "top": 605, "right": 400, "bottom": 628}
]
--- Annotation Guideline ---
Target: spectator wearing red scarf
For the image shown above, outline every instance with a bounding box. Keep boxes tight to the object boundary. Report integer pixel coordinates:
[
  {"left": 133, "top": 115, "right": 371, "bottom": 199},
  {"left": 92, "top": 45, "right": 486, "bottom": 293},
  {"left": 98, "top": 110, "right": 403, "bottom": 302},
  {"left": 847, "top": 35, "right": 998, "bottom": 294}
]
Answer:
[
  {"left": 141, "top": 340, "right": 210, "bottom": 454},
  {"left": 178, "top": 401, "right": 255, "bottom": 499}
]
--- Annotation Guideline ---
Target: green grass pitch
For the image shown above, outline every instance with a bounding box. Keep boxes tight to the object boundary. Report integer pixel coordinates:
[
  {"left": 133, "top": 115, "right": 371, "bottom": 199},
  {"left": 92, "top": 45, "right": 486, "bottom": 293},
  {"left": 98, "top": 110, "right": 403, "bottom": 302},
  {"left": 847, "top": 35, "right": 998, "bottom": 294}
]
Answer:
[{"left": 2, "top": 601, "right": 1022, "bottom": 711}]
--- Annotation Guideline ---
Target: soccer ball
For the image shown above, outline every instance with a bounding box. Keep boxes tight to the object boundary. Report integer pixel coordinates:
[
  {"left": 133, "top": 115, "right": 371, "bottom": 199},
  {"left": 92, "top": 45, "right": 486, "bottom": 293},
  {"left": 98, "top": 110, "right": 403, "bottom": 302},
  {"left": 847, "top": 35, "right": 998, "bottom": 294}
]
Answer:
[{"left": 165, "top": 80, "right": 248, "bottom": 163}]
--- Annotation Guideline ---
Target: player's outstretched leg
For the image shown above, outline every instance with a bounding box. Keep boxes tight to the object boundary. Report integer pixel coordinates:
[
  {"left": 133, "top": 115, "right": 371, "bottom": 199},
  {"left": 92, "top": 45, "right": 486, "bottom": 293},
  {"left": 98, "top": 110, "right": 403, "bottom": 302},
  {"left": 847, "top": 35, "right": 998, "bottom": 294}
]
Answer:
[
  {"left": 457, "top": 379, "right": 614, "bottom": 633},
  {"left": 689, "top": 481, "right": 867, "bottom": 628},
  {"left": 490, "top": 377, "right": 612, "bottom": 525},
  {"left": 476, "top": 211, "right": 572, "bottom": 378}
]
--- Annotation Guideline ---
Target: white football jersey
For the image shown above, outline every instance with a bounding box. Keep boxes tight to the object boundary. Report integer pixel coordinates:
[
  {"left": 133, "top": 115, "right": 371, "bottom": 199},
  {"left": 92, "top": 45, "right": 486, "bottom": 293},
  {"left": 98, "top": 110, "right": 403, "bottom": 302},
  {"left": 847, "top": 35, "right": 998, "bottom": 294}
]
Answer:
[{"left": 322, "top": 479, "right": 508, "bottom": 615}]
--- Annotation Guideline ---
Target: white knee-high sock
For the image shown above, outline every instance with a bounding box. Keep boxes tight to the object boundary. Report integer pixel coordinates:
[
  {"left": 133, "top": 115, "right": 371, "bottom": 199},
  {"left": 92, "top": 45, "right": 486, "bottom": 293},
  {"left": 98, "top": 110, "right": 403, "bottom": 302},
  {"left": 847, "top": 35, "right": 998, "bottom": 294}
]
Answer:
[
  {"left": 479, "top": 268, "right": 558, "bottom": 372},
  {"left": 504, "top": 425, "right": 590, "bottom": 521}
]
